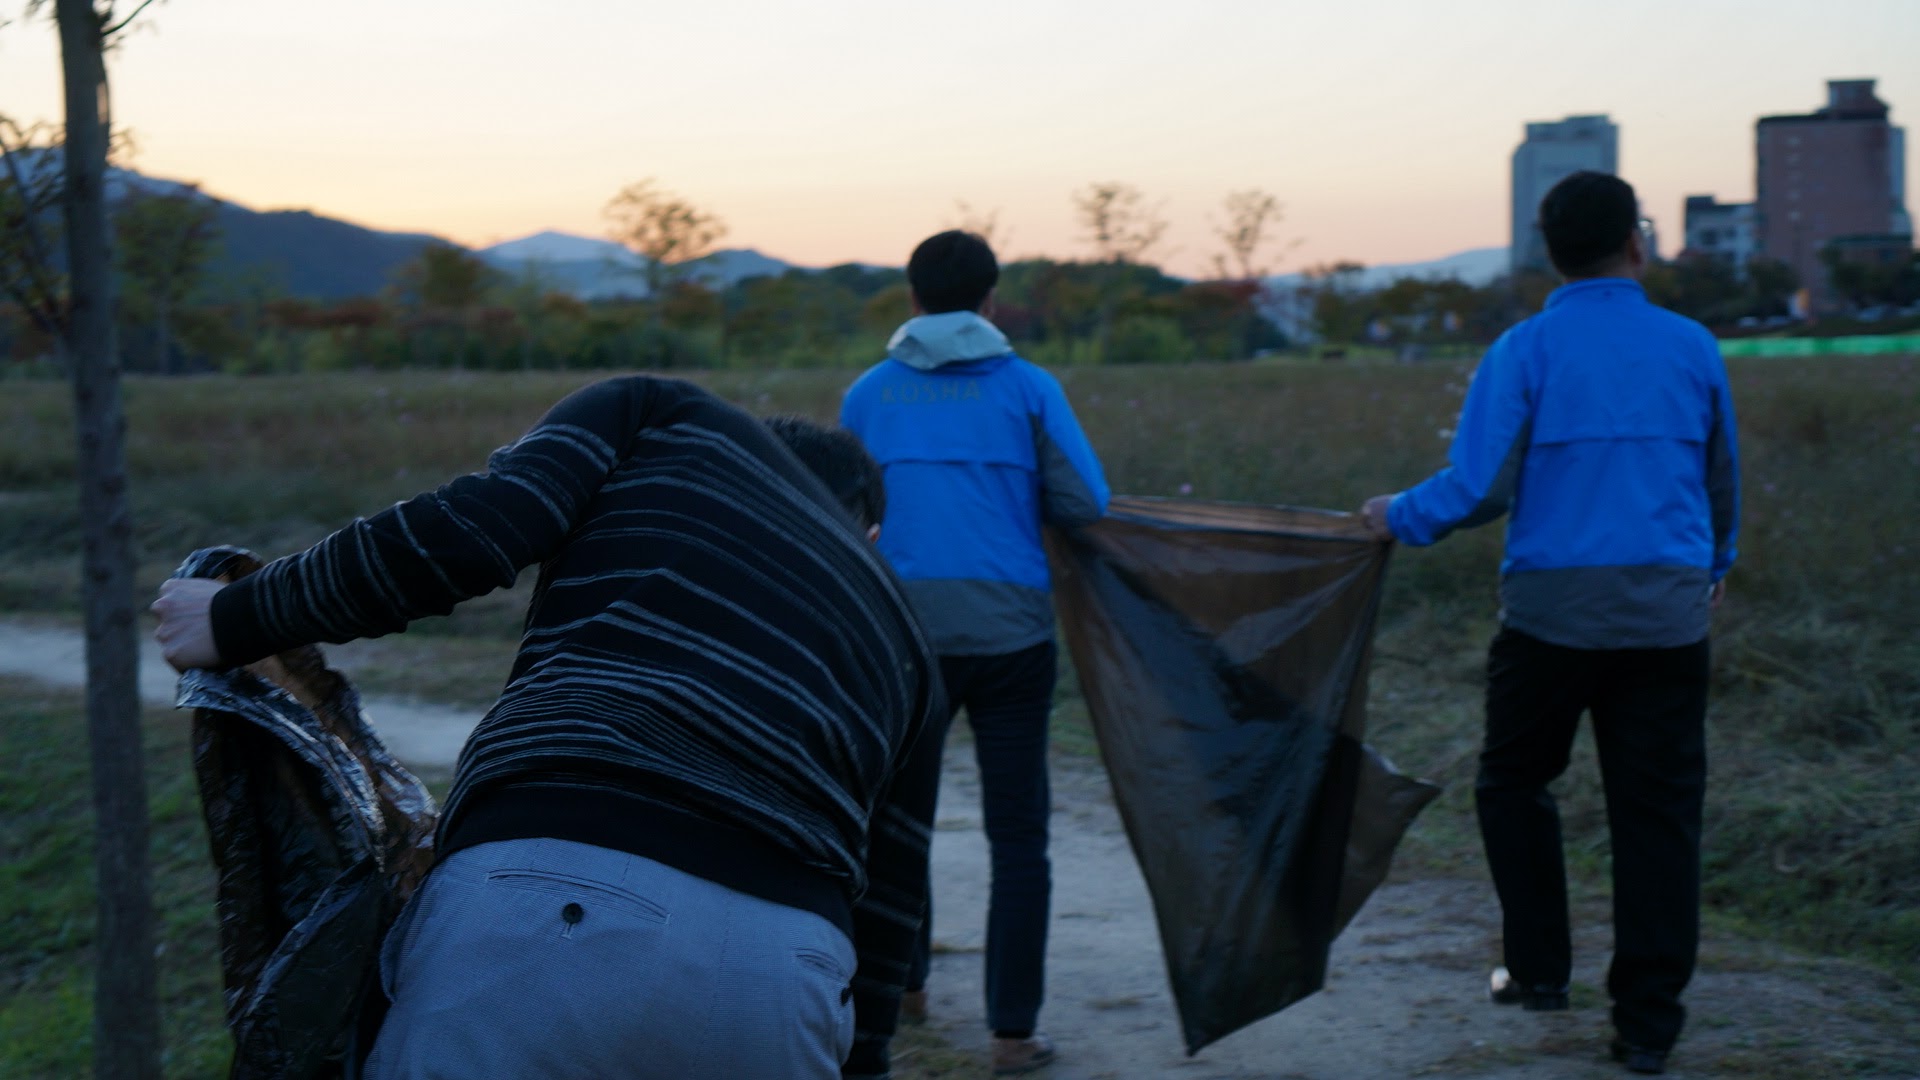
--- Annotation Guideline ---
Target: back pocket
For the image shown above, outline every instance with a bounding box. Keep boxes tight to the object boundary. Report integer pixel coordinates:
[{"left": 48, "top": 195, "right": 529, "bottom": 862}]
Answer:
[
  {"left": 793, "top": 946, "right": 850, "bottom": 983},
  {"left": 485, "top": 868, "right": 671, "bottom": 925}
]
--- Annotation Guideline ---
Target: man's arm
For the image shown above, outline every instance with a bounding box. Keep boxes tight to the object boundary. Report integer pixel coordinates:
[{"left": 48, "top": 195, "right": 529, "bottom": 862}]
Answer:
[
  {"left": 843, "top": 677, "right": 947, "bottom": 1080},
  {"left": 1704, "top": 350, "right": 1740, "bottom": 583},
  {"left": 189, "top": 378, "right": 648, "bottom": 668},
  {"left": 1031, "top": 369, "right": 1109, "bottom": 527},
  {"left": 1382, "top": 335, "right": 1533, "bottom": 546},
  {"left": 838, "top": 375, "right": 867, "bottom": 434}
]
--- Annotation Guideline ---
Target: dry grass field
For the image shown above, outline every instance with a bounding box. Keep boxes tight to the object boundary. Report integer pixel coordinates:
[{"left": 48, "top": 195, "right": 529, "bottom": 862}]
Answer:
[{"left": 2, "top": 357, "right": 1914, "bottom": 1075}]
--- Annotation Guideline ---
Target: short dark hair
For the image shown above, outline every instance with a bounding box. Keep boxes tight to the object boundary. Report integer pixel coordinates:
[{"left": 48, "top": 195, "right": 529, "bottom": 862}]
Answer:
[
  {"left": 1538, "top": 171, "right": 1638, "bottom": 278},
  {"left": 763, "top": 415, "right": 887, "bottom": 530},
  {"left": 907, "top": 230, "right": 999, "bottom": 314}
]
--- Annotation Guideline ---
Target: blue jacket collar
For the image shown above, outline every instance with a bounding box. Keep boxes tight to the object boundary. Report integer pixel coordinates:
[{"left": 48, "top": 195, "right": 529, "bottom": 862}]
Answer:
[{"left": 1546, "top": 277, "right": 1646, "bottom": 308}]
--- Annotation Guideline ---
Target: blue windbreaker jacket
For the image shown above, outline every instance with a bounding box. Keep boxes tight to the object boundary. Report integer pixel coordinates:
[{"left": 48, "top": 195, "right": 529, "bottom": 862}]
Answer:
[
  {"left": 1387, "top": 278, "right": 1740, "bottom": 649},
  {"left": 842, "top": 312, "right": 1110, "bottom": 655}
]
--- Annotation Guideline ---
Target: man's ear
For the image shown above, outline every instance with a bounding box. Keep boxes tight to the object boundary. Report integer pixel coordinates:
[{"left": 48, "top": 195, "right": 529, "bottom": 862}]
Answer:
[
  {"left": 866, "top": 524, "right": 881, "bottom": 545},
  {"left": 1625, "top": 229, "right": 1648, "bottom": 274},
  {"left": 909, "top": 290, "right": 924, "bottom": 316}
]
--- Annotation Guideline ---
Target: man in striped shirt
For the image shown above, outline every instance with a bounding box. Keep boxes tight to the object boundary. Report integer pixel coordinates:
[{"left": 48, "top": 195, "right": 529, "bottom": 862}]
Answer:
[{"left": 152, "top": 377, "right": 944, "bottom": 1079}]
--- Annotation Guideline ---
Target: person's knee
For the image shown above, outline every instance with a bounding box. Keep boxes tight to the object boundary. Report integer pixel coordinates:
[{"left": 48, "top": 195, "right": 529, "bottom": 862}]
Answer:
[
  {"left": 1477, "top": 731, "right": 1579, "bottom": 789},
  {"left": 1475, "top": 764, "right": 1557, "bottom": 798}
]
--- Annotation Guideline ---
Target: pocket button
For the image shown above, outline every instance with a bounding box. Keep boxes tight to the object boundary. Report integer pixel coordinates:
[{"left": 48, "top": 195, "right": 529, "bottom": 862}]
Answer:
[{"left": 562, "top": 902, "right": 584, "bottom": 925}]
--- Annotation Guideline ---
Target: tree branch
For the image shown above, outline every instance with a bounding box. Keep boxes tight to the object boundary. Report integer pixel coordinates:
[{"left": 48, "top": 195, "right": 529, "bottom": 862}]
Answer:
[
  {"left": 102, "top": 0, "right": 159, "bottom": 39},
  {"left": 0, "top": 116, "right": 69, "bottom": 334}
]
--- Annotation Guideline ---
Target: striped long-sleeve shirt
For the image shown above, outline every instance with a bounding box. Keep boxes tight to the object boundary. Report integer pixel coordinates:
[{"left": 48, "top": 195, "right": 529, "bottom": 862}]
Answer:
[{"left": 209, "top": 375, "right": 943, "bottom": 1074}]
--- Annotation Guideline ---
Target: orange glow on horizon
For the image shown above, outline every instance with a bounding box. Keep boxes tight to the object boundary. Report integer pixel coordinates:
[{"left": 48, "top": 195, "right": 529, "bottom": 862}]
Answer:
[{"left": 1, "top": 0, "right": 1913, "bottom": 275}]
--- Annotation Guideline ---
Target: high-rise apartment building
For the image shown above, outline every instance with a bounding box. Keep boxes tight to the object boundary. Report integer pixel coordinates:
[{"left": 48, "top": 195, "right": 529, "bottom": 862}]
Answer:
[
  {"left": 1511, "top": 115, "right": 1619, "bottom": 274},
  {"left": 1755, "top": 79, "right": 1910, "bottom": 308}
]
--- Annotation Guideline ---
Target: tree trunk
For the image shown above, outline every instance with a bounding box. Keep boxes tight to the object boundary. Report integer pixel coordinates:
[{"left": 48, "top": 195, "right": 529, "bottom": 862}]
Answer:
[
  {"left": 646, "top": 264, "right": 667, "bottom": 368},
  {"left": 56, "top": 3, "right": 161, "bottom": 1077},
  {"left": 1095, "top": 261, "right": 1122, "bottom": 365}
]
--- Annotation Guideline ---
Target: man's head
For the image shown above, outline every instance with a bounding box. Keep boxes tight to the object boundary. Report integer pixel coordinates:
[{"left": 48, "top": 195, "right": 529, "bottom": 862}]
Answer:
[
  {"left": 907, "top": 230, "right": 999, "bottom": 314},
  {"left": 1538, "top": 171, "right": 1647, "bottom": 281},
  {"left": 763, "top": 415, "right": 887, "bottom": 534}
]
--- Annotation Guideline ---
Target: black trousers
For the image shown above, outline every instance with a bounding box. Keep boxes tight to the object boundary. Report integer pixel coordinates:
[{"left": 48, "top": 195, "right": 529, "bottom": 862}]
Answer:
[
  {"left": 1478, "top": 627, "right": 1709, "bottom": 1052},
  {"left": 907, "top": 641, "right": 1057, "bottom": 1036}
]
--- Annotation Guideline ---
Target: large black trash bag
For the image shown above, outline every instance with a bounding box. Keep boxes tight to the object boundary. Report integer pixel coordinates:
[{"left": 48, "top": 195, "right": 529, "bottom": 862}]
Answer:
[
  {"left": 1047, "top": 497, "right": 1441, "bottom": 1054},
  {"left": 171, "top": 546, "right": 438, "bottom": 1079}
]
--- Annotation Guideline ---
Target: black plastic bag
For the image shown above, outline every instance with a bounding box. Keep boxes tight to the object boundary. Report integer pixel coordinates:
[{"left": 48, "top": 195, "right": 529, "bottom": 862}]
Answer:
[
  {"left": 172, "top": 547, "right": 438, "bottom": 1079},
  {"left": 1047, "top": 498, "right": 1441, "bottom": 1054}
]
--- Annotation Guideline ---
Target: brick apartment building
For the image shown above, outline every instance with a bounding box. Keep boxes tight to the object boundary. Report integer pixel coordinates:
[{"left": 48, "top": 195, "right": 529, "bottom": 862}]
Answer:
[{"left": 1755, "top": 79, "right": 1911, "bottom": 310}]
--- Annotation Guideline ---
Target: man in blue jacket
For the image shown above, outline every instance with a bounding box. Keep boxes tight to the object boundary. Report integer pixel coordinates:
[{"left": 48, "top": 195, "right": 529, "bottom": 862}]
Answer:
[
  {"left": 842, "top": 230, "right": 1110, "bottom": 1075},
  {"left": 1361, "top": 172, "right": 1738, "bottom": 1076}
]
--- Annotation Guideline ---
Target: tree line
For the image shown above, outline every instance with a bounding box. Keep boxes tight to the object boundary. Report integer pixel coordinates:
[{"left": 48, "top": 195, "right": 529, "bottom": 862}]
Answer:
[
  {"left": 1, "top": 176, "right": 1306, "bottom": 373},
  {"left": 9, "top": 159, "right": 1917, "bottom": 380},
  {"left": 1285, "top": 252, "right": 1820, "bottom": 358}
]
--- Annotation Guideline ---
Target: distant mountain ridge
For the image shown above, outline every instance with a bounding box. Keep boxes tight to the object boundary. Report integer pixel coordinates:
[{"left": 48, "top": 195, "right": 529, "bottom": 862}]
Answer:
[
  {"left": 18, "top": 162, "right": 1508, "bottom": 300},
  {"left": 475, "top": 233, "right": 796, "bottom": 298},
  {"left": 480, "top": 230, "right": 629, "bottom": 265},
  {"left": 208, "top": 207, "right": 450, "bottom": 300},
  {"left": 1263, "top": 246, "right": 1510, "bottom": 292}
]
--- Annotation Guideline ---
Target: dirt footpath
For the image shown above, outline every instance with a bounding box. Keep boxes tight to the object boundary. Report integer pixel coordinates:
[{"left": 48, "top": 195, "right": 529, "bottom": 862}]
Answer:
[
  {"left": 4, "top": 617, "right": 1914, "bottom": 1078},
  {"left": 0, "top": 618, "right": 479, "bottom": 769},
  {"left": 919, "top": 749, "right": 1919, "bottom": 1079}
]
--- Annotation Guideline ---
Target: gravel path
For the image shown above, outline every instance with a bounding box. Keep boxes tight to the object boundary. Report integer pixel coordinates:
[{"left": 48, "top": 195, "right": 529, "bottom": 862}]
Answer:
[{"left": 0, "top": 618, "right": 480, "bottom": 769}]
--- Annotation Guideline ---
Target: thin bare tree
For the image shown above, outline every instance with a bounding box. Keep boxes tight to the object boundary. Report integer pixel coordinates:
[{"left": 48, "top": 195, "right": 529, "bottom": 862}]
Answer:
[
  {"left": 604, "top": 179, "right": 727, "bottom": 365},
  {"left": 604, "top": 178, "right": 728, "bottom": 302},
  {"left": 115, "top": 185, "right": 218, "bottom": 372},
  {"left": 1071, "top": 182, "right": 1169, "bottom": 362},
  {"left": 1072, "top": 181, "right": 1168, "bottom": 266},
  {"left": 1211, "top": 188, "right": 1300, "bottom": 282},
  {"left": 0, "top": 116, "right": 70, "bottom": 354},
  {"left": 29, "top": 2, "right": 164, "bottom": 1074},
  {"left": 946, "top": 199, "right": 1010, "bottom": 250}
]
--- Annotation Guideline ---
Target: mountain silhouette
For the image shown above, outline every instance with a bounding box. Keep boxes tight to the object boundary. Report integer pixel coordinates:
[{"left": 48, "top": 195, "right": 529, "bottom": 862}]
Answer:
[{"left": 12, "top": 160, "right": 1507, "bottom": 301}]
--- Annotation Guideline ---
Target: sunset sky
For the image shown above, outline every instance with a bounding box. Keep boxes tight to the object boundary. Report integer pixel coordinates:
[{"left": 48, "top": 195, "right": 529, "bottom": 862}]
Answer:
[{"left": 2, "top": 0, "right": 1915, "bottom": 275}]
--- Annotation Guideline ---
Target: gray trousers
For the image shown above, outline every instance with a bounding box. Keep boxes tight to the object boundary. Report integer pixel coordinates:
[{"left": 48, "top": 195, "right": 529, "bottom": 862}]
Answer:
[{"left": 365, "top": 837, "right": 855, "bottom": 1079}]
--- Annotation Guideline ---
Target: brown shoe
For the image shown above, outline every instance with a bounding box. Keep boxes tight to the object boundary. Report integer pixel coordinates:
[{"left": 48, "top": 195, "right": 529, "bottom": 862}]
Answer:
[
  {"left": 899, "top": 989, "right": 928, "bottom": 1026},
  {"left": 991, "top": 1033, "right": 1056, "bottom": 1075}
]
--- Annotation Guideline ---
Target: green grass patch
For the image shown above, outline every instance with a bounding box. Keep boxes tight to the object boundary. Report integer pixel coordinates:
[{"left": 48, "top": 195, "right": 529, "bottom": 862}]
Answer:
[{"left": 0, "top": 678, "right": 230, "bottom": 1079}]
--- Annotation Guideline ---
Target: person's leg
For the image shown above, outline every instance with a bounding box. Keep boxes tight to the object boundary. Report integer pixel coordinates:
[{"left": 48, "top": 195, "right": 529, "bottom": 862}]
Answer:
[
  {"left": 365, "top": 838, "right": 851, "bottom": 1080},
  {"left": 1477, "top": 627, "right": 1594, "bottom": 994},
  {"left": 962, "top": 641, "right": 1058, "bottom": 1037},
  {"left": 907, "top": 658, "right": 974, "bottom": 999},
  {"left": 1590, "top": 639, "right": 1710, "bottom": 1054}
]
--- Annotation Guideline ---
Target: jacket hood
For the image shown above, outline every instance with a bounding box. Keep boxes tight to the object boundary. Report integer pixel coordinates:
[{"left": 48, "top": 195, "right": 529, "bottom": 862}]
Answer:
[{"left": 886, "top": 312, "right": 1013, "bottom": 371}]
